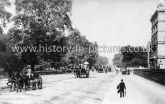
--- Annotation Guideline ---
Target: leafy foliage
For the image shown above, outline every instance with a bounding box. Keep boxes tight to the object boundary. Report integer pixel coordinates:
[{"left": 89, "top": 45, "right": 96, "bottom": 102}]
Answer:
[
  {"left": 113, "top": 45, "right": 148, "bottom": 67},
  {"left": 0, "top": 0, "right": 73, "bottom": 72},
  {"left": 64, "top": 29, "right": 99, "bottom": 67},
  {"left": 96, "top": 55, "right": 109, "bottom": 66},
  {"left": 9, "top": 0, "right": 73, "bottom": 70},
  {"left": 112, "top": 54, "right": 123, "bottom": 67},
  {"left": 0, "top": 0, "right": 12, "bottom": 28},
  {"left": 0, "top": 0, "right": 101, "bottom": 74}
]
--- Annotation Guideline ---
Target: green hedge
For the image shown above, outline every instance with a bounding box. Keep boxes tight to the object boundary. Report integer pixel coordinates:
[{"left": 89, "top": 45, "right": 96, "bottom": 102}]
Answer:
[{"left": 133, "top": 69, "right": 165, "bottom": 85}]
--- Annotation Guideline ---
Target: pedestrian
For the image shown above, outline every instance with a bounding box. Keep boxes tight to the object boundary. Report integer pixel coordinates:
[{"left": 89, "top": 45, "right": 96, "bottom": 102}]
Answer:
[{"left": 117, "top": 79, "right": 126, "bottom": 98}]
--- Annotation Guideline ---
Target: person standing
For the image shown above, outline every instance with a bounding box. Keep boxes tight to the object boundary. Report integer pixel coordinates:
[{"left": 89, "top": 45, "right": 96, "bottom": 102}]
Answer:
[{"left": 117, "top": 79, "right": 126, "bottom": 98}]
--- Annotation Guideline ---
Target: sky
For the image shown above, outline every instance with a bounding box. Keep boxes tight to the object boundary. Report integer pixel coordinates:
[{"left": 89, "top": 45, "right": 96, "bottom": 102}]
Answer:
[{"left": 72, "top": 0, "right": 158, "bottom": 63}]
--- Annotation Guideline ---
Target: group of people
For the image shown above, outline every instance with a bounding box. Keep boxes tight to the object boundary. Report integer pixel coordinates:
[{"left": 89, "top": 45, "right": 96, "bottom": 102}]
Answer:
[{"left": 95, "top": 66, "right": 111, "bottom": 73}]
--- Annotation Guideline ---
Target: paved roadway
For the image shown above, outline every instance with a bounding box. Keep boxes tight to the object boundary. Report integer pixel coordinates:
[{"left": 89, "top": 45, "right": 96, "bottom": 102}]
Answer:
[
  {"left": 0, "top": 72, "right": 115, "bottom": 104},
  {"left": 0, "top": 72, "right": 165, "bottom": 104}
]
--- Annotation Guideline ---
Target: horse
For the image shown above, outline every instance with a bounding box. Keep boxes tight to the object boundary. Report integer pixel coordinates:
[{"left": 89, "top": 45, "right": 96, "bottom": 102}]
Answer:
[
  {"left": 7, "top": 72, "right": 24, "bottom": 92},
  {"left": 7, "top": 75, "right": 17, "bottom": 91},
  {"left": 7, "top": 71, "right": 42, "bottom": 92}
]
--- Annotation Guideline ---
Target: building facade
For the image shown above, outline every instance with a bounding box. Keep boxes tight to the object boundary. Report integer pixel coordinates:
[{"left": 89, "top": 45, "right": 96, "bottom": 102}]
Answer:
[
  {"left": 149, "top": 1, "right": 165, "bottom": 69},
  {"left": 147, "top": 41, "right": 151, "bottom": 68}
]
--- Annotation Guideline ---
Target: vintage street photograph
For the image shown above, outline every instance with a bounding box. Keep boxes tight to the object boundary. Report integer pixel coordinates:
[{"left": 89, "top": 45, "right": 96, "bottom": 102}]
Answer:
[{"left": 0, "top": 0, "right": 165, "bottom": 104}]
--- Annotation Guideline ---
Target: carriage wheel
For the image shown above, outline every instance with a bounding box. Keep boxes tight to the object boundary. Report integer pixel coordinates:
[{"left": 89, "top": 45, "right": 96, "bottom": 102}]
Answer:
[
  {"left": 74, "top": 71, "right": 77, "bottom": 78},
  {"left": 86, "top": 73, "right": 89, "bottom": 78},
  {"left": 86, "top": 72, "right": 89, "bottom": 78},
  {"left": 79, "top": 71, "right": 81, "bottom": 78},
  {"left": 32, "top": 80, "right": 36, "bottom": 90},
  {"left": 38, "top": 77, "right": 42, "bottom": 89},
  {"left": 11, "top": 82, "right": 15, "bottom": 91}
]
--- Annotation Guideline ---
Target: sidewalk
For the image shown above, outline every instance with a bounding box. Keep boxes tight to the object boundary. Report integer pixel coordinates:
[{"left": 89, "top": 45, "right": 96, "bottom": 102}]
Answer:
[
  {"left": 101, "top": 74, "right": 126, "bottom": 104},
  {"left": 101, "top": 74, "right": 165, "bottom": 104}
]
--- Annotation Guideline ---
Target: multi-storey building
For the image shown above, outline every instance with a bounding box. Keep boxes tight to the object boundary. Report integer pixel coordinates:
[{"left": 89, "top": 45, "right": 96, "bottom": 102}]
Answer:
[{"left": 149, "top": 1, "right": 165, "bottom": 69}]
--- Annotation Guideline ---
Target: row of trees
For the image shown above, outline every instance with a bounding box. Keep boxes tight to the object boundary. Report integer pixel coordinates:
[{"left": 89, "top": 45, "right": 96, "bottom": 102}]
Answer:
[
  {"left": 96, "top": 55, "right": 109, "bottom": 66},
  {"left": 113, "top": 45, "right": 148, "bottom": 67},
  {"left": 0, "top": 0, "right": 108, "bottom": 75}
]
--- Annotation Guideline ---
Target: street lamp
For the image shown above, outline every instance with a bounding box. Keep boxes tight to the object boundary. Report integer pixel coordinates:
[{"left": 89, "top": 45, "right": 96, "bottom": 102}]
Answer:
[
  {"left": 158, "top": 59, "right": 162, "bottom": 69},
  {"left": 153, "top": 56, "right": 157, "bottom": 69}
]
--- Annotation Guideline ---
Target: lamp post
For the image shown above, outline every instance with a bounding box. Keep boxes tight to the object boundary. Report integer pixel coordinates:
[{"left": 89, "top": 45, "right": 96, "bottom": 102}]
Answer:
[
  {"left": 158, "top": 59, "right": 162, "bottom": 69},
  {"left": 153, "top": 56, "right": 157, "bottom": 69}
]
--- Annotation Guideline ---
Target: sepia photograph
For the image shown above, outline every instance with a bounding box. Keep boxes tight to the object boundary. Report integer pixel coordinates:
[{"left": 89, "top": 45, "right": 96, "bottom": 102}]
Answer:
[{"left": 0, "top": 0, "right": 165, "bottom": 104}]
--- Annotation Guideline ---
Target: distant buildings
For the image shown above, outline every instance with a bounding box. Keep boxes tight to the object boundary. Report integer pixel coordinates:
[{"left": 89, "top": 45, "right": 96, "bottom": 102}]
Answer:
[{"left": 148, "top": 1, "right": 165, "bottom": 69}]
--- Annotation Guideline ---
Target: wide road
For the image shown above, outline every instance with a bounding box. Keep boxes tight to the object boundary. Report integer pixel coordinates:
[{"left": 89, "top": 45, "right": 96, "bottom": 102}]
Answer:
[
  {"left": 1, "top": 72, "right": 165, "bottom": 104},
  {"left": 102, "top": 73, "right": 165, "bottom": 104},
  {"left": 0, "top": 72, "right": 115, "bottom": 104}
]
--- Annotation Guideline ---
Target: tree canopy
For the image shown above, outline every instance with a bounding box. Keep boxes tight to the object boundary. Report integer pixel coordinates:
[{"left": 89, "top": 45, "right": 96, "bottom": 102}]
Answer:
[
  {"left": 64, "top": 29, "right": 99, "bottom": 67},
  {"left": 10, "top": 0, "right": 73, "bottom": 70},
  {"left": 96, "top": 55, "right": 109, "bottom": 66},
  {"left": 113, "top": 45, "right": 148, "bottom": 67},
  {"left": 0, "top": 0, "right": 102, "bottom": 74},
  {"left": 0, "top": 0, "right": 12, "bottom": 29}
]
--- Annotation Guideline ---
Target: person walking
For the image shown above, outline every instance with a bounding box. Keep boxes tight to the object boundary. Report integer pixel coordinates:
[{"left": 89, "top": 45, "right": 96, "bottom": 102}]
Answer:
[{"left": 117, "top": 79, "right": 126, "bottom": 98}]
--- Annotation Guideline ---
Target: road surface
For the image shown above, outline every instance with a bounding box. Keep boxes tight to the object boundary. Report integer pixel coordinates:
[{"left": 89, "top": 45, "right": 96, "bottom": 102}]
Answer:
[
  {"left": 0, "top": 72, "right": 115, "bottom": 104},
  {"left": 0, "top": 72, "right": 165, "bottom": 104}
]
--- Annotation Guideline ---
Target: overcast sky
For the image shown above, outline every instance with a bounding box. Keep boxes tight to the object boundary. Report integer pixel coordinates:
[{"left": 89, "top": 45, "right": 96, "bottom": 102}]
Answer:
[{"left": 72, "top": 0, "right": 158, "bottom": 63}]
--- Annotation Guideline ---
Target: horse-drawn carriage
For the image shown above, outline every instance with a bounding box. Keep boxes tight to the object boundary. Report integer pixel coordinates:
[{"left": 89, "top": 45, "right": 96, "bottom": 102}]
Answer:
[
  {"left": 73, "top": 62, "right": 90, "bottom": 78},
  {"left": 74, "top": 67, "right": 90, "bottom": 78},
  {"left": 97, "top": 67, "right": 104, "bottom": 73},
  {"left": 121, "top": 69, "right": 130, "bottom": 75},
  {"left": 7, "top": 71, "right": 42, "bottom": 92}
]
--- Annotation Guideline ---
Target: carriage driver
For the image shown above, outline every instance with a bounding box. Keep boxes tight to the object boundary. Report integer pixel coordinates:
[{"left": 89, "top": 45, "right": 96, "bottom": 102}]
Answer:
[{"left": 26, "top": 65, "right": 32, "bottom": 79}]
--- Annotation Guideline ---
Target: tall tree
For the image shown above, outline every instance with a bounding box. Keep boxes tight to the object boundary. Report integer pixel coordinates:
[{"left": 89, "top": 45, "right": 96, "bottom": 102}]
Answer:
[
  {"left": 96, "top": 55, "right": 109, "bottom": 66},
  {"left": 120, "top": 45, "right": 148, "bottom": 67},
  {"left": 64, "top": 29, "right": 98, "bottom": 67},
  {"left": 112, "top": 54, "right": 123, "bottom": 67},
  {"left": 0, "top": 0, "right": 19, "bottom": 75},
  {"left": 9, "top": 0, "right": 72, "bottom": 70}
]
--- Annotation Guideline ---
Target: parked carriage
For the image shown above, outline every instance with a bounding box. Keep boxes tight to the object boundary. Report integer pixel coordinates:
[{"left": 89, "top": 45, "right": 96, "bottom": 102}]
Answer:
[
  {"left": 73, "top": 62, "right": 90, "bottom": 78},
  {"left": 97, "top": 67, "right": 104, "bottom": 73},
  {"left": 73, "top": 67, "right": 90, "bottom": 78},
  {"left": 122, "top": 69, "right": 130, "bottom": 75},
  {"left": 7, "top": 72, "right": 42, "bottom": 92}
]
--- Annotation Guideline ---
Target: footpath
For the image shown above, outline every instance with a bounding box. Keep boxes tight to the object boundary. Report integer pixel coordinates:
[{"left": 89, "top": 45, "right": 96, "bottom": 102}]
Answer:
[{"left": 102, "top": 73, "right": 165, "bottom": 104}]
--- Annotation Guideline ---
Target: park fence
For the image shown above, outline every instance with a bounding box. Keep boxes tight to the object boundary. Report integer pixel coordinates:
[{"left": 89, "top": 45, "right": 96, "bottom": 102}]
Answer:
[
  {"left": 35, "top": 70, "right": 71, "bottom": 75},
  {"left": 133, "top": 69, "right": 165, "bottom": 85}
]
